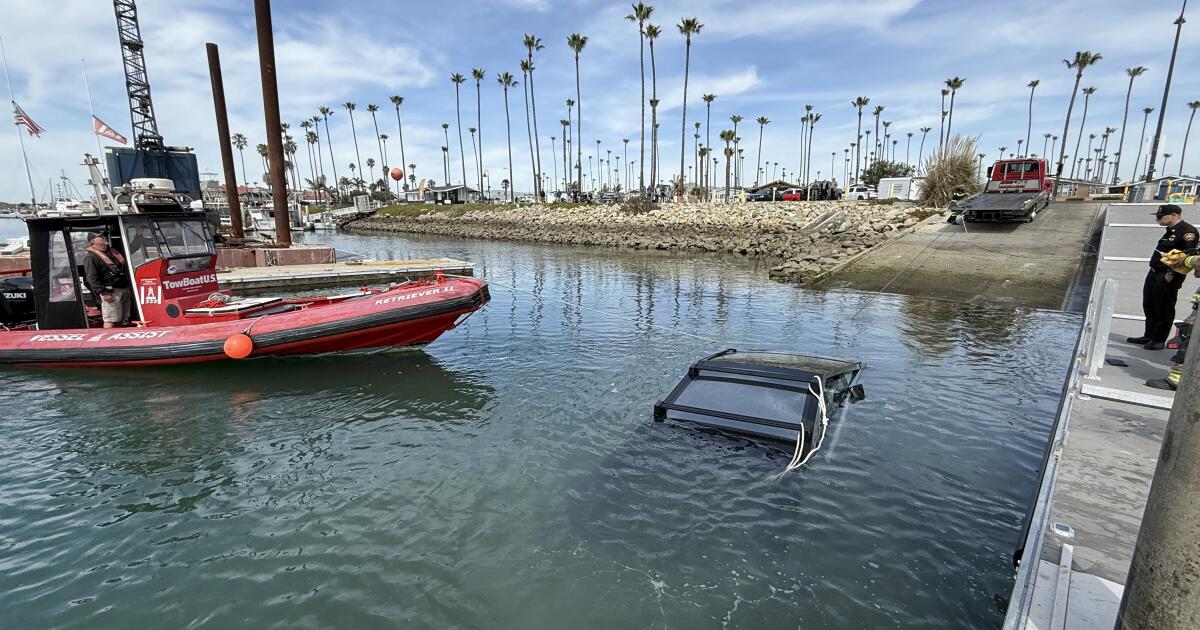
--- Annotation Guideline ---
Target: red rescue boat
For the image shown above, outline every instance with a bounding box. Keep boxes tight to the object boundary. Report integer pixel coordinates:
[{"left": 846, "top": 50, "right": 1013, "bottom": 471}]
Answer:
[{"left": 0, "top": 187, "right": 488, "bottom": 367}]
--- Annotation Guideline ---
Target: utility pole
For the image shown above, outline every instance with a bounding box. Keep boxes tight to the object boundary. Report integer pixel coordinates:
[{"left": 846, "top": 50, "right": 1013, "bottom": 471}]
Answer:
[
  {"left": 206, "top": 43, "right": 244, "bottom": 240},
  {"left": 1115, "top": 310, "right": 1200, "bottom": 627},
  {"left": 254, "top": 0, "right": 291, "bottom": 246},
  {"left": 1145, "top": 0, "right": 1188, "bottom": 182}
]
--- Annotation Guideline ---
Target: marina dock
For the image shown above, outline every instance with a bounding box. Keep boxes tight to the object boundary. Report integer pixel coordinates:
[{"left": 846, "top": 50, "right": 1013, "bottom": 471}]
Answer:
[
  {"left": 218, "top": 258, "right": 474, "bottom": 294},
  {"left": 1005, "top": 203, "right": 1194, "bottom": 629}
]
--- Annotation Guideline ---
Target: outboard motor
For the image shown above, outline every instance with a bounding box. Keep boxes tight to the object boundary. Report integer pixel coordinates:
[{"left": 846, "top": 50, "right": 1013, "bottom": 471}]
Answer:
[{"left": 0, "top": 276, "right": 35, "bottom": 326}]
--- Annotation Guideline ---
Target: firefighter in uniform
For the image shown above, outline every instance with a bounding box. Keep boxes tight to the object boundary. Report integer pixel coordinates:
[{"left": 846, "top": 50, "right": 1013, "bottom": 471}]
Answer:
[
  {"left": 1147, "top": 249, "right": 1200, "bottom": 389},
  {"left": 1127, "top": 204, "right": 1199, "bottom": 350}
]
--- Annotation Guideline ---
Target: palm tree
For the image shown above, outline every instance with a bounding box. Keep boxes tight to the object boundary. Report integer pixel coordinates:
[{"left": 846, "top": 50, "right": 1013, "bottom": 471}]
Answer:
[
  {"left": 1146, "top": 3, "right": 1188, "bottom": 181},
  {"left": 388, "top": 96, "right": 409, "bottom": 190},
  {"left": 1180, "top": 101, "right": 1200, "bottom": 176},
  {"left": 807, "top": 113, "right": 821, "bottom": 184},
  {"left": 729, "top": 114, "right": 743, "bottom": 187},
  {"left": 519, "top": 60, "right": 537, "bottom": 196},
  {"left": 937, "top": 88, "right": 950, "bottom": 149},
  {"left": 626, "top": 3, "right": 654, "bottom": 194},
  {"left": 677, "top": 17, "right": 702, "bottom": 192},
  {"left": 851, "top": 97, "right": 869, "bottom": 183},
  {"left": 231, "top": 132, "right": 248, "bottom": 186},
  {"left": 340, "top": 102, "right": 362, "bottom": 186},
  {"left": 522, "top": 34, "right": 545, "bottom": 198},
  {"left": 560, "top": 119, "right": 570, "bottom": 189},
  {"left": 1043, "top": 133, "right": 1052, "bottom": 158},
  {"left": 567, "top": 33, "right": 588, "bottom": 196},
  {"left": 623, "top": 138, "right": 630, "bottom": 191},
  {"left": 1068, "top": 86, "right": 1097, "bottom": 178},
  {"left": 1112, "top": 67, "right": 1148, "bottom": 183},
  {"left": 1024, "top": 80, "right": 1040, "bottom": 156},
  {"left": 643, "top": 23, "right": 661, "bottom": 191},
  {"left": 1057, "top": 51, "right": 1102, "bottom": 178},
  {"left": 702, "top": 94, "right": 716, "bottom": 169},
  {"left": 319, "top": 106, "right": 339, "bottom": 196},
  {"left": 720, "top": 129, "right": 735, "bottom": 201},
  {"left": 906, "top": 131, "right": 914, "bottom": 166},
  {"left": 754, "top": 116, "right": 769, "bottom": 186},
  {"left": 449, "top": 73, "right": 468, "bottom": 187},
  {"left": 256, "top": 143, "right": 269, "bottom": 184},
  {"left": 310, "top": 115, "right": 325, "bottom": 184},
  {"left": 365, "top": 104, "right": 386, "bottom": 182},
  {"left": 472, "top": 68, "right": 486, "bottom": 196},
  {"left": 800, "top": 104, "right": 813, "bottom": 181},
  {"left": 1133, "top": 107, "right": 1155, "bottom": 180},
  {"left": 871, "top": 105, "right": 884, "bottom": 166},
  {"left": 468, "top": 127, "right": 480, "bottom": 191},
  {"left": 441, "top": 123, "right": 451, "bottom": 183},
  {"left": 378, "top": 133, "right": 391, "bottom": 195},
  {"left": 944, "top": 77, "right": 965, "bottom": 140},
  {"left": 882, "top": 119, "right": 893, "bottom": 162},
  {"left": 498, "top": 72, "right": 517, "bottom": 202}
]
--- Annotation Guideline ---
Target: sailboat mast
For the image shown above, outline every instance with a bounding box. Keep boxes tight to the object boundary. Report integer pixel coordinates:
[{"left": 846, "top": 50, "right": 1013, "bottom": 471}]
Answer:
[
  {"left": 1, "top": 37, "right": 38, "bottom": 208},
  {"left": 81, "top": 58, "right": 110, "bottom": 180}
]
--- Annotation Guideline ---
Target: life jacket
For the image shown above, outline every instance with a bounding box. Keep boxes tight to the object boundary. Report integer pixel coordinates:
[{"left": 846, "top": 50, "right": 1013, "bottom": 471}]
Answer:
[
  {"left": 87, "top": 246, "right": 128, "bottom": 288},
  {"left": 87, "top": 246, "right": 125, "bottom": 267}
]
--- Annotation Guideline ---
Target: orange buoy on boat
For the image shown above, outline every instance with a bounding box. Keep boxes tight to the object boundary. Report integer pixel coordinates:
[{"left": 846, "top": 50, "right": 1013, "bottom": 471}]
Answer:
[{"left": 224, "top": 333, "right": 254, "bottom": 359}]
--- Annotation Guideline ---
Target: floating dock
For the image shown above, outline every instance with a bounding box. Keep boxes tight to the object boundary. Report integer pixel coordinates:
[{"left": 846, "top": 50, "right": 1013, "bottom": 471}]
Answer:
[
  {"left": 218, "top": 258, "right": 474, "bottom": 294},
  {"left": 1004, "top": 202, "right": 1195, "bottom": 629}
]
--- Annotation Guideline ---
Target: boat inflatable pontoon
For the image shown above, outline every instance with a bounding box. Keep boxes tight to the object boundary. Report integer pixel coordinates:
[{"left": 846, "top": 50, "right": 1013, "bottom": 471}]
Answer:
[{"left": 655, "top": 349, "right": 864, "bottom": 465}]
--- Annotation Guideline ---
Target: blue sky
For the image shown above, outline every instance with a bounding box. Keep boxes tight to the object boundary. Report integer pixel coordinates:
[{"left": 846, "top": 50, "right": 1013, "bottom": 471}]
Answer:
[{"left": 2, "top": 0, "right": 1198, "bottom": 201}]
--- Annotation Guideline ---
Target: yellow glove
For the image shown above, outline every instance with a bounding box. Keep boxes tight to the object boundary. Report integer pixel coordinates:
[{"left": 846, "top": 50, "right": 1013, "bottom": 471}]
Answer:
[
  {"left": 1162, "top": 249, "right": 1193, "bottom": 274},
  {"left": 1191, "top": 291, "right": 1200, "bottom": 305}
]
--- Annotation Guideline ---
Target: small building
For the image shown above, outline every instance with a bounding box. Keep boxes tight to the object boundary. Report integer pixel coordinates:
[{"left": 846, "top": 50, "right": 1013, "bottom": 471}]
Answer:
[
  {"left": 402, "top": 184, "right": 481, "bottom": 204},
  {"left": 1127, "top": 175, "right": 1200, "bottom": 203}
]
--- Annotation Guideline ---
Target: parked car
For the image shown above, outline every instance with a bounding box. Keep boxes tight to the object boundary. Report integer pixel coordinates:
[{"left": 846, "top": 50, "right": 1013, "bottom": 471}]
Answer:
[
  {"left": 846, "top": 185, "right": 877, "bottom": 200},
  {"left": 745, "top": 188, "right": 781, "bottom": 202},
  {"left": 781, "top": 188, "right": 805, "bottom": 201}
]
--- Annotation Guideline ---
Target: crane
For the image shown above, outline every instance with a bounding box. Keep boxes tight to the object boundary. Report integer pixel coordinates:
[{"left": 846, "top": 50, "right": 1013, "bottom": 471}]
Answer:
[{"left": 113, "top": 0, "right": 163, "bottom": 150}]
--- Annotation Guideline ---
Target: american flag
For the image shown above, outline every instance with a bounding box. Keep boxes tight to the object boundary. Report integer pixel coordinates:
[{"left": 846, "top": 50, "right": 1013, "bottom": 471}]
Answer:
[{"left": 12, "top": 101, "right": 45, "bottom": 137}]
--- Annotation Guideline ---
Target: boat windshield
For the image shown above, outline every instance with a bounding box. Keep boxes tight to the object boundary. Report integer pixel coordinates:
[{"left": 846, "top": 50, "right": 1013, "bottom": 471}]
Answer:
[{"left": 122, "top": 216, "right": 213, "bottom": 269}]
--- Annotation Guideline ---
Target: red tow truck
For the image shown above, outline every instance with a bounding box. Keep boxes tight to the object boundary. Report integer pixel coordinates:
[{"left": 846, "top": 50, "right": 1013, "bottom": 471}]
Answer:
[{"left": 952, "top": 158, "right": 1055, "bottom": 223}]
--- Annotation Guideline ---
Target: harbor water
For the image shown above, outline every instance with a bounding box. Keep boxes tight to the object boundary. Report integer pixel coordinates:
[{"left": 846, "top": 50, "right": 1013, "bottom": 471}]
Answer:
[{"left": 0, "top": 229, "right": 1079, "bottom": 628}]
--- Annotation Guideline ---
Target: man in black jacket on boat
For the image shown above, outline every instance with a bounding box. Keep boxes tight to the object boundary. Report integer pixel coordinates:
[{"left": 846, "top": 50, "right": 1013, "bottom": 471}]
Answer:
[{"left": 83, "top": 232, "right": 131, "bottom": 328}]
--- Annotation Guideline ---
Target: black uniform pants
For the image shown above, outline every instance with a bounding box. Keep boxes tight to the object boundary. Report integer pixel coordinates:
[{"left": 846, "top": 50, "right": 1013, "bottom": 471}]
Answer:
[{"left": 1143, "top": 270, "right": 1184, "bottom": 342}]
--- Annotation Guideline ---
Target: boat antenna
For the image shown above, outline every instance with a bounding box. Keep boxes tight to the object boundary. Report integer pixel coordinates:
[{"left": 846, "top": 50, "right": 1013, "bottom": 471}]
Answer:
[
  {"left": 1, "top": 35, "right": 39, "bottom": 209},
  {"left": 81, "top": 58, "right": 111, "bottom": 181}
]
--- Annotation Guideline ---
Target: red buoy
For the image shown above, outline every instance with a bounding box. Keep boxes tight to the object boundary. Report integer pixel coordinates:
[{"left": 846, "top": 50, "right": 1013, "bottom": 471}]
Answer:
[
  {"left": 224, "top": 333, "right": 254, "bottom": 359},
  {"left": 389, "top": 167, "right": 405, "bottom": 181}
]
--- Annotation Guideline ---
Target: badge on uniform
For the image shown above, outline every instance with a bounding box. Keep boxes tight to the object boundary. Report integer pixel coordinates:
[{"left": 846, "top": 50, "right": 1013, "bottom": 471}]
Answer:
[{"left": 1186, "top": 233, "right": 1196, "bottom": 242}]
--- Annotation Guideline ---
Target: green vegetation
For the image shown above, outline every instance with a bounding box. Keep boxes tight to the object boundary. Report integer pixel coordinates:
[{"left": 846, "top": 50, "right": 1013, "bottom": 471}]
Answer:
[{"left": 860, "top": 160, "right": 915, "bottom": 188}]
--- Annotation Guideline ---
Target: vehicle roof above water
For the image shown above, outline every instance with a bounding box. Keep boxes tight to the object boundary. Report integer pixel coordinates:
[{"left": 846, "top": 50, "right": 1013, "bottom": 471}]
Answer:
[{"left": 700, "top": 349, "right": 862, "bottom": 379}]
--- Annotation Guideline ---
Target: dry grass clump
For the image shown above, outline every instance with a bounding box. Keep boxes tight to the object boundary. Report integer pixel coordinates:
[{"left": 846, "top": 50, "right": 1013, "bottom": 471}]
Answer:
[
  {"left": 919, "top": 134, "right": 981, "bottom": 207},
  {"left": 620, "top": 196, "right": 658, "bottom": 215}
]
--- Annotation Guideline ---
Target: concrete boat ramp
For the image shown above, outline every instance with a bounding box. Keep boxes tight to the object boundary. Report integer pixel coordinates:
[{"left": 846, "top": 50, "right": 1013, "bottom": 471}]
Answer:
[{"left": 218, "top": 258, "right": 473, "bottom": 294}]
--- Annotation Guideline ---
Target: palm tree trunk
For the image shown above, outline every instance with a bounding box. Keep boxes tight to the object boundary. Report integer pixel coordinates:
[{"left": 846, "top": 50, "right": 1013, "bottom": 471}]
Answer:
[
  {"left": 1070, "top": 93, "right": 1091, "bottom": 179},
  {"left": 755, "top": 123, "right": 764, "bottom": 186},
  {"left": 638, "top": 28, "right": 646, "bottom": 195},
  {"left": 528, "top": 65, "right": 543, "bottom": 200},
  {"left": 371, "top": 113, "right": 385, "bottom": 180},
  {"left": 678, "top": 36, "right": 692, "bottom": 195},
  {"left": 476, "top": 82, "right": 484, "bottom": 197},
  {"left": 349, "top": 113, "right": 363, "bottom": 186},
  {"left": 946, "top": 91, "right": 957, "bottom": 140},
  {"left": 1025, "top": 85, "right": 1036, "bottom": 157},
  {"left": 455, "top": 84, "right": 467, "bottom": 187},
  {"left": 323, "top": 114, "right": 340, "bottom": 194},
  {"left": 853, "top": 111, "right": 862, "bottom": 183},
  {"left": 393, "top": 106, "right": 408, "bottom": 190},
  {"left": 1056, "top": 72, "right": 1084, "bottom": 178},
  {"left": 503, "top": 86, "right": 515, "bottom": 202},
  {"left": 237, "top": 148, "right": 248, "bottom": 189},
  {"left": 649, "top": 39, "right": 658, "bottom": 192},
  {"left": 799, "top": 117, "right": 808, "bottom": 184},
  {"left": 806, "top": 122, "right": 815, "bottom": 184},
  {"left": 1133, "top": 111, "right": 1151, "bottom": 180},
  {"left": 938, "top": 92, "right": 946, "bottom": 149},
  {"left": 520, "top": 77, "right": 536, "bottom": 197},
  {"left": 918, "top": 134, "right": 926, "bottom": 171},
  {"left": 1180, "top": 108, "right": 1197, "bottom": 176},
  {"left": 1113, "top": 76, "right": 1135, "bottom": 183},
  {"left": 575, "top": 56, "right": 583, "bottom": 197}
]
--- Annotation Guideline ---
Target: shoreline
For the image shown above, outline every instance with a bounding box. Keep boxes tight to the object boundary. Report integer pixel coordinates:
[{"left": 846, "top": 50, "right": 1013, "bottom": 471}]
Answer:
[{"left": 347, "top": 201, "right": 937, "bottom": 283}]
